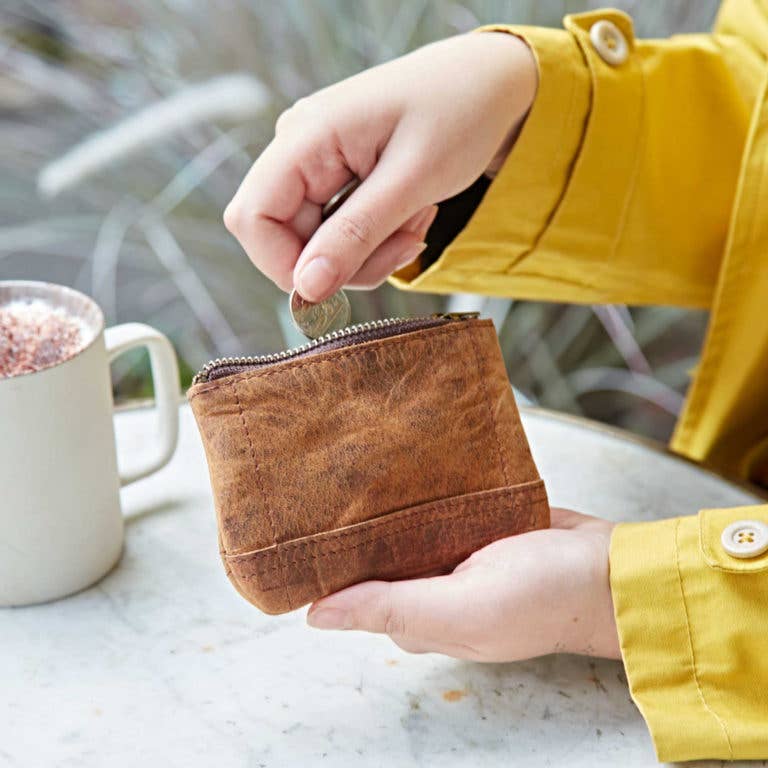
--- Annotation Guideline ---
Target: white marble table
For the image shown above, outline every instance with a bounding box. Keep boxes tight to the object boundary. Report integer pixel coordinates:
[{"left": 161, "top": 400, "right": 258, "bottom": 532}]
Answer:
[{"left": 2, "top": 405, "right": 763, "bottom": 768}]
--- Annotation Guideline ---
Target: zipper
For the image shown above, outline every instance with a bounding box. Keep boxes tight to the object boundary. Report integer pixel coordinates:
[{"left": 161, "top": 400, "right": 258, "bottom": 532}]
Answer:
[{"left": 192, "top": 312, "right": 480, "bottom": 384}]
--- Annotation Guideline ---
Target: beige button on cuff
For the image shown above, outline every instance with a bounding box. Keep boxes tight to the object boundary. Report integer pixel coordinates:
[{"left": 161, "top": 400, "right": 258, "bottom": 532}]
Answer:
[
  {"left": 721, "top": 519, "right": 768, "bottom": 559},
  {"left": 589, "top": 20, "right": 629, "bottom": 66}
]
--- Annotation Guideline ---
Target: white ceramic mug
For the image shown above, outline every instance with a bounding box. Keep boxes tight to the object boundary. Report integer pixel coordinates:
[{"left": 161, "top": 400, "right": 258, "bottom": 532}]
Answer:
[{"left": 0, "top": 281, "right": 179, "bottom": 606}]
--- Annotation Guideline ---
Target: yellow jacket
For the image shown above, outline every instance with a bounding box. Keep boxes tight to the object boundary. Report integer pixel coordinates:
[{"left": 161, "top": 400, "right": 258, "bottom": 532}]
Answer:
[{"left": 390, "top": 2, "right": 768, "bottom": 761}]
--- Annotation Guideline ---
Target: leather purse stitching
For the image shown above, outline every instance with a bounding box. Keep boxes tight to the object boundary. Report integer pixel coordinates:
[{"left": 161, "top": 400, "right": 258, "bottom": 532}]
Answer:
[
  {"left": 231, "top": 377, "right": 292, "bottom": 610},
  {"left": 468, "top": 322, "right": 511, "bottom": 487},
  {"left": 225, "top": 480, "right": 545, "bottom": 558},
  {"left": 251, "top": 495, "right": 548, "bottom": 575},
  {"left": 227, "top": 483, "right": 548, "bottom": 573},
  {"left": 235, "top": 480, "right": 546, "bottom": 558}
]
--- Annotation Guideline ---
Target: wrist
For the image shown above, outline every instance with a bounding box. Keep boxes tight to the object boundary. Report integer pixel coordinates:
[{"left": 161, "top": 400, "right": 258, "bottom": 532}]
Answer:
[
  {"left": 565, "top": 522, "right": 621, "bottom": 659},
  {"left": 482, "top": 32, "right": 538, "bottom": 178}
]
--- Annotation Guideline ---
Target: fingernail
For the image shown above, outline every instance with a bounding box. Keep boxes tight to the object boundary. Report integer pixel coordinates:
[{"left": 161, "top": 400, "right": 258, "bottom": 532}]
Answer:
[
  {"left": 406, "top": 205, "right": 438, "bottom": 237},
  {"left": 397, "top": 242, "right": 427, "bottom": 269},
  {"left": 296, "top": 257, "right": 337, "bottom": 302},
  {"left": 419, "top": 205, "right": 439, "bottom": 237},
  {"left": 406, "top": 208, "right": 429, "bottom": 233},
  {"left": 307, "top": 607, "right": 351, "bottom": 630}
]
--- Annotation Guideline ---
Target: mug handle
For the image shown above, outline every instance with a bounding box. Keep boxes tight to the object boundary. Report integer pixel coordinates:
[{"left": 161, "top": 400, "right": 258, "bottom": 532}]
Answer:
[{"left": 104, "top": 323, "right": 180, "bottom": 487}]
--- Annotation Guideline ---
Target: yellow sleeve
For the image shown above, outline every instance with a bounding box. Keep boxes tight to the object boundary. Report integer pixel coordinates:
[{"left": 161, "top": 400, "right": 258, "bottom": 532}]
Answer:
[
  {"left": 610, "top": 504, "right": 768, "bottom": 761},
  {"left": 389, "top": 8, "right": 763, "bottom": 308}
]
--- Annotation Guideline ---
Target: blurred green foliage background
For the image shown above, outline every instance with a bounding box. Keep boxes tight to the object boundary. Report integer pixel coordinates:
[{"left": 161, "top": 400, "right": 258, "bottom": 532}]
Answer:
[{"left": 0, "top": 1, "right": 720, "bottom": 441}]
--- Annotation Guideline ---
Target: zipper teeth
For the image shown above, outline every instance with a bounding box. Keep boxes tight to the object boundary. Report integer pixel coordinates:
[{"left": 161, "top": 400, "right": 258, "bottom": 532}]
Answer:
[{"left": 193, "top": 315, "right": 423, "bottom": 385}]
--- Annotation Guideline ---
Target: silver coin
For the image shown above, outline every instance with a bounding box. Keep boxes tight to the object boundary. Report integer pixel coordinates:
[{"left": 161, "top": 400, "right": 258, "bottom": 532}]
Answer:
[
  {"left": 321, "top": 178, "right": 360, "bottom": 220},
  {"left": 289, "top": 288, "right": 351, "bottom": 339}
]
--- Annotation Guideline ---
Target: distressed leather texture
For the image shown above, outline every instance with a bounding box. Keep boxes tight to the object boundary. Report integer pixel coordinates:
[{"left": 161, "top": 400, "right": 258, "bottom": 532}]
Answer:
[{"left": 188, "top": 319, "right": 549, "bottom": 614}]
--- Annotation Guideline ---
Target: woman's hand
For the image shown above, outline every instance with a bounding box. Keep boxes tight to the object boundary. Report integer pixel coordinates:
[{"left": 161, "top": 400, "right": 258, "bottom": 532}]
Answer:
[
  {"left": 224, "top": 32, "right": 537, "bottom": 302},
  {"left": 307, "top": 508, "right": 621, "bottom": 661}
]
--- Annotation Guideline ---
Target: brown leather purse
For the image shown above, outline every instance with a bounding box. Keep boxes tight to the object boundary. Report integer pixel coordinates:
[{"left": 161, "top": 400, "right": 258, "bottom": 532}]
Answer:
[{"left": 188, "top": 314, "right": 549, "bottom": 614}]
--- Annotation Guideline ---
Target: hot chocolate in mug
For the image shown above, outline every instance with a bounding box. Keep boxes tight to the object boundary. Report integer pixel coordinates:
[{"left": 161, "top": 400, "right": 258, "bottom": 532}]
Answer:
[{"left": 0, "top": 281, "right": 179, "bottom": 606}]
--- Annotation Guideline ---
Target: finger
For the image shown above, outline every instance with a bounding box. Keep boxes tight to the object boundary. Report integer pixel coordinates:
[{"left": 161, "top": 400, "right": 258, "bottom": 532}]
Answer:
[
  {"left": 307, "top": 575, "right": 471, "bottom": 647},
  {"left": 225, "top": 214, "right": 302, "bottom": 293},
  {"left": 345, "top": 205, "right": 436, "bottom": 288},
  {"left": 290, "top": 199, "right": 323, "bottom": 245},
  {"left": 344, "top": 236, "right": 426, "bottom": 289},
  {"left": 293, "top": 149, "right": 427, "bottom": 302},
  {"left": 401, "top": 204, "right": 439, "bottom": 236},
  {"left": 549, "top": 507, "right": 604, "bottom": 530},
  {"left": 291, "top": 199, "right": 433, "bottom": 269},
  {"left": 224, "top": 135, "right": 353, "bottom": 291},
  {"left": 450, "top": 511, "right": 591, "bottom": 577}
]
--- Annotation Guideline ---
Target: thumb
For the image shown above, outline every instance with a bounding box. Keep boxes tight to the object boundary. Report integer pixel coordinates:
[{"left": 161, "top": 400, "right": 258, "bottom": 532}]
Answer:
[
  {"left": 307, "top": 575, "right": 473, "bottom": 655},
  {"left": 292, "top": 155, "right": 423, "bottom": 302}
]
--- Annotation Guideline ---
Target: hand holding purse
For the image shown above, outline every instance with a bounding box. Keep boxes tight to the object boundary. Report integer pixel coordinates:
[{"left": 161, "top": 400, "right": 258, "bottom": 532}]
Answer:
[{"left": 188, "top": 313, "right": 549, "bottom": 614}]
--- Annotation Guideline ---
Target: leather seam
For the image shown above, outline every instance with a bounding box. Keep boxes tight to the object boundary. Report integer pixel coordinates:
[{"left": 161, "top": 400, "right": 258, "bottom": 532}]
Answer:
[
  {"left": 231, "top": 377, "right": 291, "bottom": 610},
  {"left": 226, "top": 485, "right": 548, "bottom": 573},
  {"left": 227, "top": 497, "right": 548, "bottom": 571},
  {"left": 188, "top": 322, "right": 486, "bottom": 399},
  {"left": 251, "top": 497, "right": 547, "bottom": 574},
  {"left": 673, "top": 517, "right": 734, "bottom": 758},
  {"left": 255, "top": 499, "right": 549, "bottom": 569},
  {"left": 469, "top": 323, "right": 511, "bottom": 487},
  {"left": 225, "top": 480, "right": 546, "bottom": 558}
]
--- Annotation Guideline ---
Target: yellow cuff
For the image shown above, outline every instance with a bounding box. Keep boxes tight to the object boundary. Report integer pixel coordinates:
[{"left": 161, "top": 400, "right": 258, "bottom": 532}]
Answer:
[
  {"left": 389, "top": 21, "right": 591, "bottom": 296},
  {"left": 391, "top": 11, "right": 739, "bottom": 308},
  {"left": 610, "top": 505, "right": 768, "bottom": 762}
]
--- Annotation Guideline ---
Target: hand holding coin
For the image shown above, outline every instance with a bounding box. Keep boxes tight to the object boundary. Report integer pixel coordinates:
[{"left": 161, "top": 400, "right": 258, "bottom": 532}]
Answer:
[
  {"left": 289, "top": 179, "right": 359, "bottom": 339},
  {"left": 223, "top": 35, "right": 532, "bottom": 304}
]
